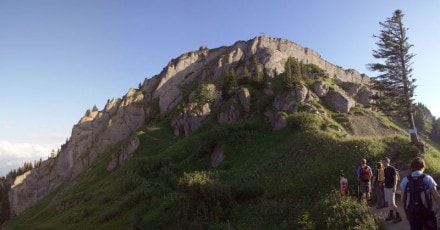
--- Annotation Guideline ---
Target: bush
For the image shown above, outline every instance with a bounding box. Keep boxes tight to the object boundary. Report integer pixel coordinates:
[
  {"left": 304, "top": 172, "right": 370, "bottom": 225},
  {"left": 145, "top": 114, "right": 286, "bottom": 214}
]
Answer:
[
  {"left": 196, "top": 84, "right": 217, "bottom": 104},
  {"left": 287, "top": 112, "right": 323, "bottom": 131},
  {"left": 318, "top": 191, "right": 379, "bottom": 229},
  {"left": 178, "top": 171, "right": 233, "bottom": 226}
]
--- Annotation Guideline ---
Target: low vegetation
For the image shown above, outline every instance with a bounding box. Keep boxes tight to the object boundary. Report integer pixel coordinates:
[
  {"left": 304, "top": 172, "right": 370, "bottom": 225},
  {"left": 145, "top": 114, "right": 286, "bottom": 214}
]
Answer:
[{"left": 4, "top": 108, "right": 439, "bottom": 229}]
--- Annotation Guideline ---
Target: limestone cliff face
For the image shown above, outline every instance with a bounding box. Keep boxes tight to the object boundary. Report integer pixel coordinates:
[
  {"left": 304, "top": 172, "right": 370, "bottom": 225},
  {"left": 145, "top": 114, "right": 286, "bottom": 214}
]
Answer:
[
  {"left": 8, "top": 36, "right": 371, "bottom": 217},
  {"left": 142, "top": 36, "right": 369, "bottom": 115},
  {"left": 8, "top": 89, "right": 146, "bottom": 216}
]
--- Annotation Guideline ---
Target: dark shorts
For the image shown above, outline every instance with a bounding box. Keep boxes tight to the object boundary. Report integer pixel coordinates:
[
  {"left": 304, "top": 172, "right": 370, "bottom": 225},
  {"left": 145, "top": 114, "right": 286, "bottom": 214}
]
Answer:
[{"left": 359, "top": 180, "right": 370, "bottom": 193}]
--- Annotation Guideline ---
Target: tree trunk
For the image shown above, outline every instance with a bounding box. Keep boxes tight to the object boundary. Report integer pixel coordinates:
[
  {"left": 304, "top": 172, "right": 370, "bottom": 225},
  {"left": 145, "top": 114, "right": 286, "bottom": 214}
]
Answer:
[{"left": 408, "top": 111, "right": 424, "bottom": 152}]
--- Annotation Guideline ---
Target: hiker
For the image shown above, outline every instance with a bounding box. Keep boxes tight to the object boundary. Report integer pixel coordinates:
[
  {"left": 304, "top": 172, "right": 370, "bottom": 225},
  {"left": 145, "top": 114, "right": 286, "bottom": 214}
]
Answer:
[
  {"left": 383, "top": 157, "right": 402, "bottom": 223},
  {"left": 400, "top": 157, "right": 440, "bottom": 230},
  {"left": 340, "top": 171, "right": 349, "bottom": 196},
  {"left": 373, "top": 161, "right": 386, "bottom": 209},
  {"left": 357, "top": 159, "right": 373, "bottom": 204}
]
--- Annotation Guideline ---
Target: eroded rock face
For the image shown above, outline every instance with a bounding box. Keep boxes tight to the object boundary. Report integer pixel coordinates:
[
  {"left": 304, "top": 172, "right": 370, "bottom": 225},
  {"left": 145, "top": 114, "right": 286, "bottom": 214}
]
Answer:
[
  {"left": 218, "top": 105, "right": 241, "bottom": 125},
  {"left": 9, "top": 88, "right": 146, "bottom": 217},
  {"left": 171, "top": 103, "right": 211, "bottom": 136},
  {"left": 107, "top": 137, "right": 140, "bottom": 171},
  {"left": 272, "top": 84, "right": 310, "bottom": 113},
  {"left": 141, "top": 36, "right": 369, "bottom": 116}
]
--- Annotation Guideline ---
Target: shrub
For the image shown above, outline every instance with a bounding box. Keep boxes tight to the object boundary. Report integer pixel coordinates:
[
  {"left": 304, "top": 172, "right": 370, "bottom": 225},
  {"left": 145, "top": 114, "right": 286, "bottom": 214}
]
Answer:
[
  {"left": 287, "top": 112, "right": 323, "bottom": 131},
  {"left": 222, "top": 70, "right": 238, "bottom": 100},
  {"left": 303, "top": 63, "right": 326, "bottom": 79},
  {"left": 319, "top": 191, "right": 379, "bottom": 229},
  {"left": 178, "top": 171, "right": 233, "bottom": 225},
  {"left": 195, "top": 84, "right": 217, "bottom": 105},
  {"left": 231, "top": 181, "right": 264, "bottom": 202},
  {"left": 296, "top": 211, "right": 315, "bottom": 230}
]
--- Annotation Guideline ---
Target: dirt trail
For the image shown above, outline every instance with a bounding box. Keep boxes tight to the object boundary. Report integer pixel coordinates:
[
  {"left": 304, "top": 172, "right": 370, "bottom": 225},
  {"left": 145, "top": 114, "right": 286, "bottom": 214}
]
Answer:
[
  {"left": 369, "top": 192, "right": 410, "bottom": 230},
  {"left": 369, "top": 167, "right": 411, "bottom": 230}
]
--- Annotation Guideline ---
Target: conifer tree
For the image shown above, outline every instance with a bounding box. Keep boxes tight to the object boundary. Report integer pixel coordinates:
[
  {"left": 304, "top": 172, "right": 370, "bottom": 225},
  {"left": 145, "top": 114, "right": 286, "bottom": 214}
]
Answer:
[
  {"left": 239, "top": 66, "right": 250, "bottom": 85},
  {"left": 368, "top": 9, "right": 422, "bottom": 150},
  {"left": 283, "top": 57, "right": 303, "bottom": 90},
  {"left": 222, "top": 69, "right": 238, "bottom": 100},
  {"left": 430, "top": 118, "right": 440, "bottom": 143},
  {"left": 251, "top": 56, "right": 264, "bottom": 88},
  {"left": 284, "top": 58, "right": 293, "bottom": 89}
]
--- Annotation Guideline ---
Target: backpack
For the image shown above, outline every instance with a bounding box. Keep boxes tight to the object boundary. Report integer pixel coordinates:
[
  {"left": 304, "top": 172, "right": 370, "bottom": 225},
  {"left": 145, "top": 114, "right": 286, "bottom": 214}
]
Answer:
[
  {"left": 359, "top": 165, "right": 371, "bottom": 181},
  {"left": 403, "top": 174, "right": 433, "bottom": 219}
]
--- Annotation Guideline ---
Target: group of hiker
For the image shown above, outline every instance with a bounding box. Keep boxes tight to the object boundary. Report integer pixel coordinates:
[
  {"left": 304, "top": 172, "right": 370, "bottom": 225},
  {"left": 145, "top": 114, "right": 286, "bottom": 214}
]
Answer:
[{"left": 354, "top": 157, "right": 440, "bottom": 229}]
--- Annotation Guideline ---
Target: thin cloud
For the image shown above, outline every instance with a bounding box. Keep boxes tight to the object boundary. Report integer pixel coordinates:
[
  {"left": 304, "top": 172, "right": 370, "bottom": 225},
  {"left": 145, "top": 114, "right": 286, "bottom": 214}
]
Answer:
[
  {"left": 0, "top": 140, "right": 55, "bottom": 176},
  {"left": 0, "top": 140, "right": 53, "bottom": 158}
]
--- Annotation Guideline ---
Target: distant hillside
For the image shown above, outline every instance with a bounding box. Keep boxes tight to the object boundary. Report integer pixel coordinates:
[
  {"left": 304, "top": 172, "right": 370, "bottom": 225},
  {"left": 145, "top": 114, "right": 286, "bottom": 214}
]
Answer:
[{"left": 2, "top": 36, "right": 439, "bottom": 229}]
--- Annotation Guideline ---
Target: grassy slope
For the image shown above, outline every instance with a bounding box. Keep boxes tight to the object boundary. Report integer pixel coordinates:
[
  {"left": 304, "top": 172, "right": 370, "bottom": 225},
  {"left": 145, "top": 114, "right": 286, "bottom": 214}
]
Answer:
[{"left": 4, "top": 95, "right": 440, "bottom": 229}]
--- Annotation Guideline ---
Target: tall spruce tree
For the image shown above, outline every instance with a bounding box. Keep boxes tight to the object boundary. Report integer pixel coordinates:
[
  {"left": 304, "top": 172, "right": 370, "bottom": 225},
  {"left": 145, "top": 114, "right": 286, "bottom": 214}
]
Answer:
[
  {"left": 368, "top": 9, "right": 422, "bottom": 151},
  {"left": 430, "top": 118, "right": 440, "bottom": 143}
]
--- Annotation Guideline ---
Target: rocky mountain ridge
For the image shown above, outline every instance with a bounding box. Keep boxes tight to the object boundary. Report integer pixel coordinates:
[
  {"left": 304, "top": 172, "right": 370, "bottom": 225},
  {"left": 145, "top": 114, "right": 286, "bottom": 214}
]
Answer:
[{"left": 7, "top": 36, "right": 374, "bottom": 217}]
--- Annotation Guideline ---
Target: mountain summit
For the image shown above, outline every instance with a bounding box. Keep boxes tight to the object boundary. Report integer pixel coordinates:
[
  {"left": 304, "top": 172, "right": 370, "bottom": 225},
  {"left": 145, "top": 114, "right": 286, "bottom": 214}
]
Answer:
[{"left": 5, "top": 36, "right": 394, "bottom": 225}]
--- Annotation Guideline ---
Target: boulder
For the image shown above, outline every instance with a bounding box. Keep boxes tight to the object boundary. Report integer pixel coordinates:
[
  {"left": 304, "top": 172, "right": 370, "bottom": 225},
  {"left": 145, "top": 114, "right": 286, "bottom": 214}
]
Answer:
[
  {"left": 272, "top": 84, "right": 308, "bottom": 113},
  {"left": 355, "top": 86, "right": 373, "bottom": 106},
  {"left": 171, "top": 103, "right": 211, "bottom": 136},
  {"left": 295, "top": 84, "right": 309, "bottom": 102},
  {"left": 238, "top": 87, "right": 251, "bottom": 113},
  {"left": 211, "top": 145, "right": 224, "bottom": 168},
  {"left": 264, "top": 110, "right": 288, "bottom": 131},
  {"left": 312, "top": 81, "right": 329, "bottom": 97},
  {"left": 323, "top": 90, "right": 356, "bottom": 113}
]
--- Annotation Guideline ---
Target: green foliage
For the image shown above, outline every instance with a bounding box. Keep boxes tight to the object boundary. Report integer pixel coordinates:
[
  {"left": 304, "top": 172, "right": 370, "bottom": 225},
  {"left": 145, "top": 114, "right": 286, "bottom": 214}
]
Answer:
[
  {"left": 85, "top": 109, "right": 91, "bottom": 117},
  {"left": 431, "top": 118, "right": 440, "bottom": 143},
  {"left": 283, "top": 57, "right": 302, "bottom": 89},
  {"left": 195, "top": 83, "right": 217, "bottom": 104},
  {"left": 238, "top": 66, "right": 250, "bottom": 85},
  {"left": 368, "top": 9, "right": 416, "bottom": 121},
  {"left": 92, "top": 105, "right": 99, "bottom": 112},
  {"left": 282, "top": 57, "right": 325, "bottom": 90},
  {"left": 303, "top": 63, "right": 326, "bottom": 79},
  {"left": 178, "top": 171, "right": 233, "bottom": 226},
  {"left": 319, "top": 191, "right": 379, "bottom": 230},
  {"left": 222, "top": 69, "right": 238, "bottom": 100},
  {"left": 287, "top": 112, "right": 323, "bottom": 131},
  {"left": 296, "top": 211, "right": 315, "bottom": 230},
  {"left": 251, "top": 56, "right": 265, "bottom": 89}
]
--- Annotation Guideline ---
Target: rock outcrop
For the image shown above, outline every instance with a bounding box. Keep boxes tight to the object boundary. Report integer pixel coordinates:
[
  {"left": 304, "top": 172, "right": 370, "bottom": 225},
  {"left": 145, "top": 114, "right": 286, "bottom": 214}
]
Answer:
[
  {"left": 171, "top": 103, "right": 211, "bottom": 136},
  {"left": 141, "top": 36, "right": 369, "bottom": 116},
  {"left": 106, "top": 136, "right": 140, "bottom": 171},
  {"left": 8, "top": 36, "right": 372, "bottom": 217},
  {"left": 8, "top": 89, "right": 145, "bottom": 216}
]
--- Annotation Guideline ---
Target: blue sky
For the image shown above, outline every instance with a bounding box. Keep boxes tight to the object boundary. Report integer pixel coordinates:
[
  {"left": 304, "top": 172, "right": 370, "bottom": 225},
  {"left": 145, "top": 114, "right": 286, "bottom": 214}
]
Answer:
[{"left": 1, "top": 1, "right": 439, "bottom": 175}]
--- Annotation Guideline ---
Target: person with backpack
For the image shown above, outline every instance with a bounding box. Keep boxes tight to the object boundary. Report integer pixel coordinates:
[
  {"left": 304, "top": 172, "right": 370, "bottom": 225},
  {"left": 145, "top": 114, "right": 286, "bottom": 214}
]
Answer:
[
  {"left": 357, "top": 159, "right": 373, "bottom": 204},
  {"left": 383, "top": 157, "right": 402, "bottom": 223},
  {"left": 373, "top": 161, "right": 386, "bottom": 209},
  {"left": 400, "top": 157, "right": 440, "bottom": 230}
]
